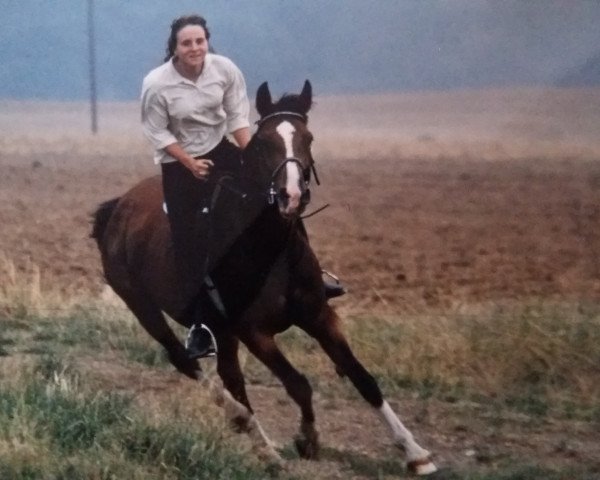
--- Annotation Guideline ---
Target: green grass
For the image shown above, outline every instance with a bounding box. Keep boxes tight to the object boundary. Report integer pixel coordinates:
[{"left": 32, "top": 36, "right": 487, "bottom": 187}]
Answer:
[
  {"left": 1, "top": 305, "right": 172, "bottom": 370},
  {"left": 0, "top": 357, "right": 289, "bottom": 480}
]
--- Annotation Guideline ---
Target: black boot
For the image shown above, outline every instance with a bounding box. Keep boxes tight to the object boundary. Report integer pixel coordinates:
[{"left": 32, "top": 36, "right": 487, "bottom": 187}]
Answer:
[
  {"left": 324, "top": 281, "right": 346, "bottom": 299},
  {"left": 185, "top": 323, "right": 217, "bottom": 360},
  {"left": 322, "top": 270, "right": 346, "bottom": 299}
]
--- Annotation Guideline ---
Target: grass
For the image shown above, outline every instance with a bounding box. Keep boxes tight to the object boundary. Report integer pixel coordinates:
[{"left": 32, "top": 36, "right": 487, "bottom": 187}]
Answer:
[
  {"left": 254, "top": 300, "right": 600, "bottom": 421},
  {"left": 0, "top": 357, "right": 288, "bottom": 480},
  {"left": 0, "top": 257, "right": 173, "bottom": 370},
  {"left": 0, "top": 261, "right": 293, "bottom": 478},
  {"left": 1, "top": 259, "right": 600, "bottom": 478}
]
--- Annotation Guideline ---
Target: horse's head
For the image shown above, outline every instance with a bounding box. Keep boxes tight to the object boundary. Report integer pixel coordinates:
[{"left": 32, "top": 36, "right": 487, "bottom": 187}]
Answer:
[{"left": 245, "top": 80, "right": 316, "bottom": 219}]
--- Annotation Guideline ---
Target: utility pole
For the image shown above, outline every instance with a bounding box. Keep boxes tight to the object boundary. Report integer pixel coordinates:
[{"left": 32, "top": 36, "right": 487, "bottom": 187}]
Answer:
[{"left": 87, "top": 0, "right": 98, "bottom": 134}]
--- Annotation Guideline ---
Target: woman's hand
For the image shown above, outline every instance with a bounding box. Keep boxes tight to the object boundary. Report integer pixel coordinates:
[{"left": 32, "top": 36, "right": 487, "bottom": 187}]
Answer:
[
  {"left": 163, "top": 143, "right": 214, "bottom": 180},
  {"left": 188, "top": 158, "right": 214, "bottom": 180}
]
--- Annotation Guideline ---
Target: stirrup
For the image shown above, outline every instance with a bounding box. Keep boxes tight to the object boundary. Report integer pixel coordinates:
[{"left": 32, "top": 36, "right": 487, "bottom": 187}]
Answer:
[{"left": 185, "top": 324, "right": 217, "bottom": 360}]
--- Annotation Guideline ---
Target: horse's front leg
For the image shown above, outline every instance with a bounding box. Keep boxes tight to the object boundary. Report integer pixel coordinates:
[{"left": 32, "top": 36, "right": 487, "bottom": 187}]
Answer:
[
  {"left": 212, "top": 333, "right": 281, "bottom": 463},
  {"left": 241, "top": 330, "right": 319, "bottom": 459},
  {"left": 304, "top": 307, "right": 437, "bottom": 476}
]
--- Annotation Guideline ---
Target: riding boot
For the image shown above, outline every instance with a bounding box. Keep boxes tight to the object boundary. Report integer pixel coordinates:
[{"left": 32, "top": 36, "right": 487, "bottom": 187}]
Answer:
[
  {"left": 325, "top": 282, "right": 346, "bottom": 299},
  {"left": 185, "top": 322, "right": 217, "bottom": 360}
]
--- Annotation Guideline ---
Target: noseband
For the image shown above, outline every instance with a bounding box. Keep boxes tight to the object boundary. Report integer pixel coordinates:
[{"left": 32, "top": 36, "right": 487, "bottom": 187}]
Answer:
[
  {"left": 268, "top": 157, "right": 309, "bottom": 205},
  {"left": 255, "top": 112, "right": 321, "bottom": 206}
]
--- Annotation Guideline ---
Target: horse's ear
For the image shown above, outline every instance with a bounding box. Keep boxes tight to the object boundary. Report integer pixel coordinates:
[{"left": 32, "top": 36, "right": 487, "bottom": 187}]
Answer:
[
  {"left": 256, "top": 81, "right": 273, "bottom": 117},
  {"left": 298, "top": 80, "right": 313, "bottom": 114}
]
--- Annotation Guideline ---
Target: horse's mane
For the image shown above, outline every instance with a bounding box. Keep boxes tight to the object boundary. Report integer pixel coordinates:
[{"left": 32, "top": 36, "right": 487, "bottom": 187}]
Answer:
[{"left": 271, "top": 93, "right": 312, "bottom": 117}]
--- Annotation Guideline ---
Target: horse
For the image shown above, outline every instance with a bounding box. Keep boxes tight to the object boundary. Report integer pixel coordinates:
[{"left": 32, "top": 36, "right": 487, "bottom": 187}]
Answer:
[{"left": 91, "top": 80, "right": 437, "bottom": 475}]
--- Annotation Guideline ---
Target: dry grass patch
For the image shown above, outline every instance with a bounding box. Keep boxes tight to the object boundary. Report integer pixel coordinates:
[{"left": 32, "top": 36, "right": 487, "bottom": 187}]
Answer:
[{"left": 240, "top": 301, "right": 600, "bottom": 420}]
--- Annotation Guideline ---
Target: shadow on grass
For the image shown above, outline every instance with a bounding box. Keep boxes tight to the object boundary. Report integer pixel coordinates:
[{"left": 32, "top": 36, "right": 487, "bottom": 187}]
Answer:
[{"left": 281, "top": 442, "right": 409, "bottom": 478}]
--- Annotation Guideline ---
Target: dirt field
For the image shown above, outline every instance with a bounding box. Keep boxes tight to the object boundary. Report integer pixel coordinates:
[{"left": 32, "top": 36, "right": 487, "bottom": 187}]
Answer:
[
  {"left": 2, "top": 87, "right": 600, "bottom": 313},
  {"left": 2, "top": 87, "right": 600, "bottom": 477}
]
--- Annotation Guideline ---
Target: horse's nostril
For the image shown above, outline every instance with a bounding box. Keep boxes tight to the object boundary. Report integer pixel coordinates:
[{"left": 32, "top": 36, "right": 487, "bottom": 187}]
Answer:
[{"left": 279, "top": 188, "right": 289, "bottom": 200}]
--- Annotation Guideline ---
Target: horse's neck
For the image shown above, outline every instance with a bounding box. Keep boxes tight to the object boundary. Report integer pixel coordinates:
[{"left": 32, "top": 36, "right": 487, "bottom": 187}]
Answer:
[
  {"left": 207, "top": 182, "right": 294, "bottom": 267},
  {"left": 241, "top": 202, "right": 294, "bottom": 242}
]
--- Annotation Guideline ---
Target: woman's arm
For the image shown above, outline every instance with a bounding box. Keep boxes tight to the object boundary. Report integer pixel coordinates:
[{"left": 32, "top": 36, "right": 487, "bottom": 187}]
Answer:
[
  {"left": 142, "top": 84, "right": 213, "bottom": 179},
  {"left": 231, "top": 127, "right": 251, "bottom": 149},
  {"left": 223, "top": 61, "right": 251, "bottom": 146}
]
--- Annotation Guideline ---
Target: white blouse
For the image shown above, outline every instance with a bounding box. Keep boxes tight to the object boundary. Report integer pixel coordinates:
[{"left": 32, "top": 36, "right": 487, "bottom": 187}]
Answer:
[{"left": 141, "top": 53, "right": 250, "bottom": 164}]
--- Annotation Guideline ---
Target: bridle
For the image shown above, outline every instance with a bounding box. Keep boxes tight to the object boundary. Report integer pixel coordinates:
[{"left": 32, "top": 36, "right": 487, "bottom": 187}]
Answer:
[
  {"left": 267, "top": 157, "right": 309, "bottom": 205},
  {"left": 256, "top": 110, "right": 307, "bottom": 126},
  {"left": 255, "top": 111, "right": 321, "bottom": 206}
]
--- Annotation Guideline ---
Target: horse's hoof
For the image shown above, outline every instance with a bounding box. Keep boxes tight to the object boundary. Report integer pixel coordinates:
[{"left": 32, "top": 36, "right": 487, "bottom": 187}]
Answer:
[
  {"left": 294, "top": 435, "right": 319, "bottom": 460},
  {"left": 407, "top": 457, "right": 437, "bottom": 476},
  {"left": 264, "top": 455, "right": 286, "bottom": 477},
  {"left": 256, "top": 445, "right": 284, "bottom": 466}
]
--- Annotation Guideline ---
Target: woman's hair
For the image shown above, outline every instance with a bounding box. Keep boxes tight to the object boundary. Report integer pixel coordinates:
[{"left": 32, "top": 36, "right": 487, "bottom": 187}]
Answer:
[{"left": 164, "top": 15, "right": 211, "bottom": 62}]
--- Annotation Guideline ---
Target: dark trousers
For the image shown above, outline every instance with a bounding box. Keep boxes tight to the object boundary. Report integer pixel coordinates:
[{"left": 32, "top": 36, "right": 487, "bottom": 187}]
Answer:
[{"left": 161, "top": 138, "right": 242, "bottom": 291}]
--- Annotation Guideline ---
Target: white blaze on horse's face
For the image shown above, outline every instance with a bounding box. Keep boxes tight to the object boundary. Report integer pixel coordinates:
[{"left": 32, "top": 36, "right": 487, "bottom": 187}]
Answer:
[{"left": 276, "top": 121, "right": 302, "bottom": 215}]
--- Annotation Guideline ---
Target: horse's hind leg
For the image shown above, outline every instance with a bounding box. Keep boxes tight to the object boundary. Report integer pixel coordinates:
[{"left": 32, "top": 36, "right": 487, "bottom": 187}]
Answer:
[
  {"left": 110, "top": 283, "right": 201, "bottom": 380},
  {"left": 304, "top": 306, "right": 437, "bottom": 475},
  {"left": 241, "top": 330, "right": 319, "bottom": 460}
]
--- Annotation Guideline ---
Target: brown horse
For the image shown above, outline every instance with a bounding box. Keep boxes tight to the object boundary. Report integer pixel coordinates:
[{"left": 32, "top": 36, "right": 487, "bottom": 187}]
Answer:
[{"left": 91, "top": 81, "right": 437, "bottom": 475}]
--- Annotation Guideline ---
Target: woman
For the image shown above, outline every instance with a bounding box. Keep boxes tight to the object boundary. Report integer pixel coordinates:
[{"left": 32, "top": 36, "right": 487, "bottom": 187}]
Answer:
[
  {"left": 141, "top": 14, "right": 250, "bottom": 359},
  {"left": 141, "top": 15, "right": 344, "bottom": 360}
]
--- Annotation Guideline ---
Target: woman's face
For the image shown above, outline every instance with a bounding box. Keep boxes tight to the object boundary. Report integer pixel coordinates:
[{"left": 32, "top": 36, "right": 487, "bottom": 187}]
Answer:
[{"left": 174, "top": 25, "right": 209, "bottom": 71}]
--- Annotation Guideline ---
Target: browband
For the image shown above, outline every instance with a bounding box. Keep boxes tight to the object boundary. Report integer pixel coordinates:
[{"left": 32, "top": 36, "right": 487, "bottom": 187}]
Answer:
[{"left": 255, "top": 111, "right": 307, "bottom": 126}]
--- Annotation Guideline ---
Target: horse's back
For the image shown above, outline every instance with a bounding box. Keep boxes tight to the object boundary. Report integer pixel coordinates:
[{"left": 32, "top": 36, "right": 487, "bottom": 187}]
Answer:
[
  {"left": 119, "top": 174, "right": 164, "bottom": 217},
  {"left": 97, "top": 175, "right": 187, "bottom": 312},
  {"left": 95, "top": 173, "right": 325, "bottom": 325},
  {"left": 100, "top": 175, "right": 166, "bottom": 257}
]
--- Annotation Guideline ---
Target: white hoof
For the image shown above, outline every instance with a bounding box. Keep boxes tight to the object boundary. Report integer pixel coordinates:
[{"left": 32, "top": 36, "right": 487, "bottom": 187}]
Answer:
[
  {"left": 255, "top": 444, "right": 284, "bottom": 465},
  {"left": 407, "top": 458, "right": 437, "bottom": 476}
]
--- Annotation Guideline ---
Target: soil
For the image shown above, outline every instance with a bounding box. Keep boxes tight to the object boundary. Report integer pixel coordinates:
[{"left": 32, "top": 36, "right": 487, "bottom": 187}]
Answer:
[{"left": 3, "top": 151, "right": 600, "bottom": 313}]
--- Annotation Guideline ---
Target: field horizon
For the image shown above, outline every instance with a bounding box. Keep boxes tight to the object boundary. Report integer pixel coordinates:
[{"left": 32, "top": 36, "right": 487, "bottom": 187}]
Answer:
[{"left": 2, "top": 86, "right": 600, "bottom": 161}]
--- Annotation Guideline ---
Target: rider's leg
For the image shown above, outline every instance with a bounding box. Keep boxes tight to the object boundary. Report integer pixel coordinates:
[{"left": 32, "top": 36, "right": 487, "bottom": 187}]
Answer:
[
  {"left": 297, "top": 220, "right": 346, "bottom": 299},
  {"left": 161, "top": 160, "right": 217, "bottom": 360}
]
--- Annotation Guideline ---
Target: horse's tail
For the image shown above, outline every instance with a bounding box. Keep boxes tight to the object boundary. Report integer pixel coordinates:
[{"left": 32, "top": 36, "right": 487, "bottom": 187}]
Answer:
[{"left": 90, "top": 197, "right": 120, "bottom": 245}]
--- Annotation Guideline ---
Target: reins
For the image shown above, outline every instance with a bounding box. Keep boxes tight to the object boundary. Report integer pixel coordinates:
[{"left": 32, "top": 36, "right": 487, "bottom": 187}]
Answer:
[
  {"left": 301, "top": 203, "right": 330, "bottom": 219},
  {"left": 198, "top": 110, "right": 328, "bottom": 313}
]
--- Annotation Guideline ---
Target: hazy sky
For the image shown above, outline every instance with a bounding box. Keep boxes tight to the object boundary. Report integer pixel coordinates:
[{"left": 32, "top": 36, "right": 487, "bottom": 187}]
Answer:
[{"left": 1, "top": 1, "right": 600, "bottom": 100}]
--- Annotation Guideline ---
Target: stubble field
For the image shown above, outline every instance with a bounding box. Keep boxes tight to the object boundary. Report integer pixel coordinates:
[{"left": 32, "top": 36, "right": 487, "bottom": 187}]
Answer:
[{"left": 1, "top": 87, "right": 600, "bottom": 478}]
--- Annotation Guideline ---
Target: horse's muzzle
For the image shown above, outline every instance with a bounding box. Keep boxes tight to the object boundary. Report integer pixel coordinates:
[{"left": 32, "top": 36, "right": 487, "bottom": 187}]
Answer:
[{"left": 277, "top": 185, "right": 310, "bottom": 217}]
